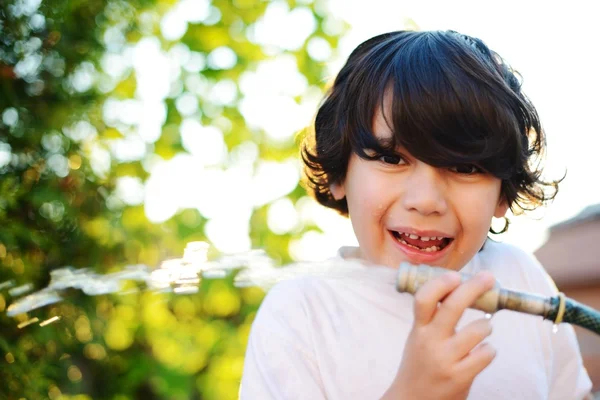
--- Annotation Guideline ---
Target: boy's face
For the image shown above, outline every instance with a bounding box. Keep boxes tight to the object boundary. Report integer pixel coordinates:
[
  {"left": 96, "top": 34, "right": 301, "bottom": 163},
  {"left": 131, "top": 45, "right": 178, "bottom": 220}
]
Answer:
[{"left": 330, "top": 104, "right": 508, "bottom": 271}]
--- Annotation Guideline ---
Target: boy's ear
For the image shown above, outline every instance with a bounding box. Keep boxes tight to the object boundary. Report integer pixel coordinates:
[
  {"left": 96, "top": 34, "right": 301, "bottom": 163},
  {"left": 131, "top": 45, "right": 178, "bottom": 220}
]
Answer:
[
  {"left": 330, "top": 182, "right": 346, "bottom": 200},
  {"left": 494, "top": 198, "right": 509, "bottom": 218}
]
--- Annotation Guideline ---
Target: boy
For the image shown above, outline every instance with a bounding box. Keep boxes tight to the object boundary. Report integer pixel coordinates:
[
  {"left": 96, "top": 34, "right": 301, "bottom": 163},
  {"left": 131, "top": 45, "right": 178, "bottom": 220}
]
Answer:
[{"left": 240, "top": 30, "right": 592, "bottom": 399}]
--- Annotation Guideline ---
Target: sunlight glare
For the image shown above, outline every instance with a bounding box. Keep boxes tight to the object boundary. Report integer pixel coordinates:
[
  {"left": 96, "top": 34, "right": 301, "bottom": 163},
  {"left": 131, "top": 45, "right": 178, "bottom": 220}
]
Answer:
[
  {"left": 248, "top": 3, "right": 317, "bottom": 51},
  {"left": 180, "top": 119, "right": 227, "bottom": 166},
  {"left": 252, "top": 160, "right": 300, "bottom": 207},
  {"left": 267, "top": 198, "right": 299, "bottom": 234}
]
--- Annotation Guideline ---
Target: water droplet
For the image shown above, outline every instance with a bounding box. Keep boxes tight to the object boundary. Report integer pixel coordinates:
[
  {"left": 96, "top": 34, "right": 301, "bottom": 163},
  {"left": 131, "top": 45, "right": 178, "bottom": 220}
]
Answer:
[
  {"left": 484, "top": 313, "right": 492, "bottom": 320},
  {"left": 552, "top": 324, "right": 559, "bottom": 334}
]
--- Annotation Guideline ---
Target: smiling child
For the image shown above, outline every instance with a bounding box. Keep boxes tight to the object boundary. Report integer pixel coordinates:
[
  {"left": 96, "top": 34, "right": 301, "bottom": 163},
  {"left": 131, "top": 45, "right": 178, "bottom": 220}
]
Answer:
[{"left": 240, "top": 30, "right": 593, "bottom": 399}]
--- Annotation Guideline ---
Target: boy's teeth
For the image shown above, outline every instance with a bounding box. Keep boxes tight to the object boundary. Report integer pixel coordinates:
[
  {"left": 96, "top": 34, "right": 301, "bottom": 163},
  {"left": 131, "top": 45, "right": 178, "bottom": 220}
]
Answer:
[
  {"left": 400, "top": 232, "right": 443, "bottom": 241},
  {"left": 398, "top": 238, "right": 440, "bottom": 252},
  {"left": 396, "top": 231, "right": 449, "bottom": 247}
]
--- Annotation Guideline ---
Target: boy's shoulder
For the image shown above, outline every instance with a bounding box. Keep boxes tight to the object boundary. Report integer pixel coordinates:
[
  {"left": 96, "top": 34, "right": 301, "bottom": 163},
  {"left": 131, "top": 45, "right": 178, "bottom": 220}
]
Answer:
[
  {"left": 483, "top": 239, "right": 539, "bottom": 265},
  {"left": 254, "top": 258, "right": 399, "bottom": 322},
  {"left": 481, "top": 239, "right": 557, "bottom": 295},
  {"left": 248, "top": 276, "right": 316, "bottom": 340},
  {"left": 249, "top": 272, "right": 358, "bottom": 351},
  {"left": 259, "top": 275, "right": 315, "bottom": 312},
  {"left": 255, "top": 273, "right": 338, "bottom": 321}
]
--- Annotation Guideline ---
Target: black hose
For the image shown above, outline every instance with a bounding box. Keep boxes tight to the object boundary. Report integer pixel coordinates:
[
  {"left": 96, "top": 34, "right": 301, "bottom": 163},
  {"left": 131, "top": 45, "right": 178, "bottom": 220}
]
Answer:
[{"left": 546, "top": 296, "right": 600, "bottom": 336}]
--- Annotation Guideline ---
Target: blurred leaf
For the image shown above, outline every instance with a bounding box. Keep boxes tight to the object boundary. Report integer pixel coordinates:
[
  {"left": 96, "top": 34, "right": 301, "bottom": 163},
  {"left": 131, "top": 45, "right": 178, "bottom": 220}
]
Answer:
[{"left": 0, "top": 0, "right": 345, "bottom": 397}]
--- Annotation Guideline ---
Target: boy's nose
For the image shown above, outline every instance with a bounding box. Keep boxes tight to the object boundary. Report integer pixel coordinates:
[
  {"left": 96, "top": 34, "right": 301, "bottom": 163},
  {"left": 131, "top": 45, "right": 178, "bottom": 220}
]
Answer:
[{"left": 401, "top": 164, "right": 448, "bottom": 216}]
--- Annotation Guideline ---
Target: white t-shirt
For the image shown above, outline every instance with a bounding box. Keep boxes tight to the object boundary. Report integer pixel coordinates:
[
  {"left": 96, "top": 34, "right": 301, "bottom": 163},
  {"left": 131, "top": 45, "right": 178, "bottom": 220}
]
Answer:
[{"left": 240, "top": 240, "right": 592, "bottom": 399}]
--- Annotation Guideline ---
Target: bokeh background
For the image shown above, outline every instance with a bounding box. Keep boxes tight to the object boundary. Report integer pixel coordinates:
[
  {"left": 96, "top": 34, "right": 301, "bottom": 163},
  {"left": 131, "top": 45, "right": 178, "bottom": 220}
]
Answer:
[{"left": 1, "top": 0, "right": 598, "bottom": 398}]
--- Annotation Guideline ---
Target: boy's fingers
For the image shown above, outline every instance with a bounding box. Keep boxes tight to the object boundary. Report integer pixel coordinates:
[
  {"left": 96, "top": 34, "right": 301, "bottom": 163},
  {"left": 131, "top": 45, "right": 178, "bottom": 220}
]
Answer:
[
  {"left": 413, "top": 272, "right": 462, "bottom": 327},
  {"left": 448, "top": 318, "right": 493, "bottom": 360},
  {"left": 455, "top": 342, "right": 496, "bottom": 380},
  {"left": 432, "top": 271, "right": 495, "bottom": 334}
]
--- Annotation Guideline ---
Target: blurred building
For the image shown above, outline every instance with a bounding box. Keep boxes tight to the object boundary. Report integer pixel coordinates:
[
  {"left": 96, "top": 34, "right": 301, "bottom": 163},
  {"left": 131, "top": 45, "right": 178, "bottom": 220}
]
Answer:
[{"left": 535, "top": 204, "right": 600, "bottom": 391}]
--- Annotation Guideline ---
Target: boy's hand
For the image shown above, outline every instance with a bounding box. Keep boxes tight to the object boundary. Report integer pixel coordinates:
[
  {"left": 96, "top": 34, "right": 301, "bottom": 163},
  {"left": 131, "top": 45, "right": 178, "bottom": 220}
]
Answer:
[{"left": 381, "top": 271, "right": 496, "bottom": 400}]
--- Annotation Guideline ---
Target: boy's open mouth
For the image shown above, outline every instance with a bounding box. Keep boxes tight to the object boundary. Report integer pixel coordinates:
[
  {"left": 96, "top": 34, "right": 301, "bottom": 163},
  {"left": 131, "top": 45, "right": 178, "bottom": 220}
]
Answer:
[{"left": 390, "top": 230, "right": 453, "bottom": 252}]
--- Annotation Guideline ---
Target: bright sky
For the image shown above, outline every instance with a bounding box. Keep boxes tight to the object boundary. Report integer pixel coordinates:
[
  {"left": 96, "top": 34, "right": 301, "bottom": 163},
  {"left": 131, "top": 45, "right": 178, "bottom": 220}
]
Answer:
[{"left": 106, "top": 0, "right": 599, "bottom": 261}]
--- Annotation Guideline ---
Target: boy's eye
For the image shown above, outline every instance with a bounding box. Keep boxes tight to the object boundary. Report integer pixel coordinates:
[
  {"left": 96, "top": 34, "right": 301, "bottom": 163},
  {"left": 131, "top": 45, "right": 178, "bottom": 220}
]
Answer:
[
  {"left": 379, "top": 154, "right": 403, "bottom": 165},
  {"left": 449, "top": 164, "right": 481, "bottom": 174}
]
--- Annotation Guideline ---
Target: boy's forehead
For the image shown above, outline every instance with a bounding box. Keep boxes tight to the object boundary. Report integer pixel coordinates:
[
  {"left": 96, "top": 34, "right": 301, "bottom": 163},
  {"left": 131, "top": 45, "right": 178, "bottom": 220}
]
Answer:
[
  {"left": 372, "top": 89, "right": 395, "bottom": 137},
  {"left": 373, "top": 103, "right": 394, "bottom": 142}
]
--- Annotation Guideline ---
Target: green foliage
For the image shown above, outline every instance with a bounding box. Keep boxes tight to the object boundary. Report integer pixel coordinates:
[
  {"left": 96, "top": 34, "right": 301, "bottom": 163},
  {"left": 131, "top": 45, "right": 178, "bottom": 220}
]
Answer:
[{"left": 0, "top": 0, "right": 344, "bottom": 398}]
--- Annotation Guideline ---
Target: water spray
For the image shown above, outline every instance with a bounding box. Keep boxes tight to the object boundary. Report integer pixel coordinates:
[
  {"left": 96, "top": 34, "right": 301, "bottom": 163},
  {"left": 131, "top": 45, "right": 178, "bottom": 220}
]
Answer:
[{"left": 4, "top": 240, "right": 600, "bottom": 338}]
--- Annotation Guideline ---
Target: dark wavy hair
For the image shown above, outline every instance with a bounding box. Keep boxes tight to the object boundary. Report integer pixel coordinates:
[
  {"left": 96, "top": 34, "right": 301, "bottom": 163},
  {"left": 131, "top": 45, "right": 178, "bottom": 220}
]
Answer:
[{"left": 301, "top": 30, "right": 560, "bottom": 233}]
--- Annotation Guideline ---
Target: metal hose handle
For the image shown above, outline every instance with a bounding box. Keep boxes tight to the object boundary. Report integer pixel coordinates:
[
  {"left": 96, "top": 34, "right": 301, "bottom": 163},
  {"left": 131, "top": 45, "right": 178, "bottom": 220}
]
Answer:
[{"left": 395, "top": 263, "right": 600, "bottom": 336}]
